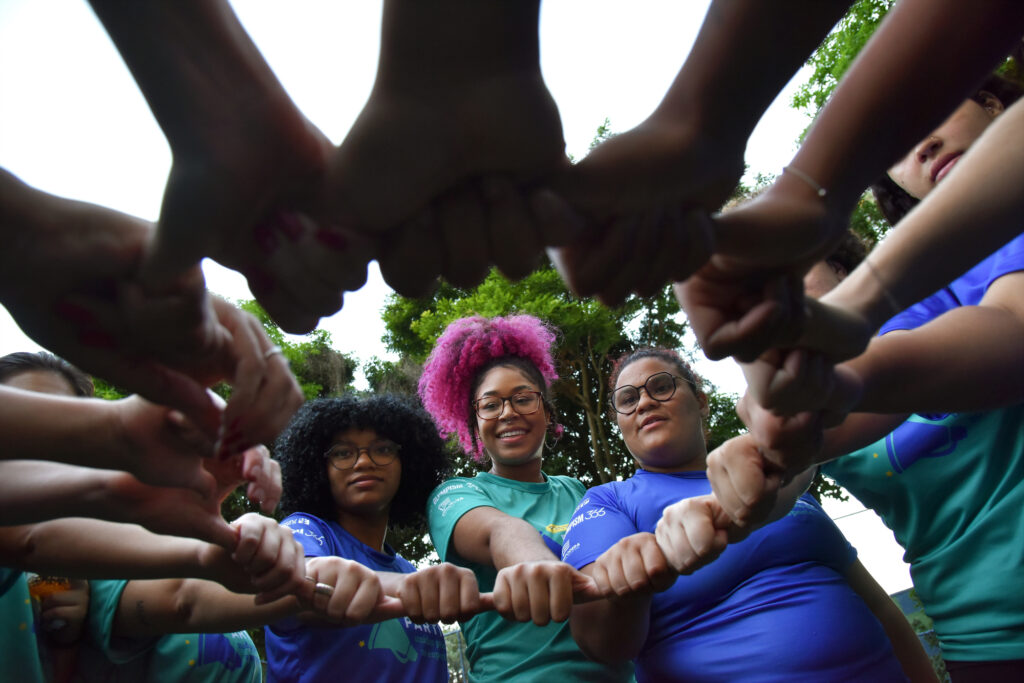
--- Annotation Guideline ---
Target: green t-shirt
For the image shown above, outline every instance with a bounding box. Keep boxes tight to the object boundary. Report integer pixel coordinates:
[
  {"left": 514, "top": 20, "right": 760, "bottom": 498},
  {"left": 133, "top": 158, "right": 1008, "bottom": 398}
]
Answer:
[
  {"left": 72, "top": 579, "right": 261, "bottom": 682},
  {"left": 0, "top": 569, "right": 44, "bottom": 683},
  {"left": 823, "top": 405, "right": 1024, "bottom": 661},
  {"left": 428, "top": 471, "right": 633, "bottom": 683}
]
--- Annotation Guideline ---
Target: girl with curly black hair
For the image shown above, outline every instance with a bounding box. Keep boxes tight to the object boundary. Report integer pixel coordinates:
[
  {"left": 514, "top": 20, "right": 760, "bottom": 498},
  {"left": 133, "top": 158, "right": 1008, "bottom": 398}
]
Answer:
[{"left": 266, "top": 393, "right": 481, "bottom": 683}]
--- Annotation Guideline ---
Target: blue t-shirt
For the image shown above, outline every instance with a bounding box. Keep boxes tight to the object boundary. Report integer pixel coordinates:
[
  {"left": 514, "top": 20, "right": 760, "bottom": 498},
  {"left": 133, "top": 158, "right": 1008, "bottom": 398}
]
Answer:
[
  {"left": 563, "top": 469, "right": 907, "bottom": 682},
  {"left": 824, "top": 232, "right": 1024, "bottom": 662},
  {"left": 265, "top": 513, "right": 448, "bottom": 683}
]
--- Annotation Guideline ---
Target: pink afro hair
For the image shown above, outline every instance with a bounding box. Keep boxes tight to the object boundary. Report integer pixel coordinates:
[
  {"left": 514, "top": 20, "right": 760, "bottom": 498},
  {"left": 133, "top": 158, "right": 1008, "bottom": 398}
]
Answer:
[{"left": 418, "top": 314, "right": 559, "bottom": 460}]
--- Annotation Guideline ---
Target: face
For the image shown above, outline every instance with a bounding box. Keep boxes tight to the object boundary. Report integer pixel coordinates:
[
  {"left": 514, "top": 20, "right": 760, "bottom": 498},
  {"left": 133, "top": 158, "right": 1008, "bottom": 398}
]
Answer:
[
  {"left": 473, "top": 365, "right": 549, "bottom": 469},
  {"left": 804, "top": 260, "right": 845, "bottom": 298},
  {"left": 326, "top": 427, "right": 402, "bottom": 521},
  {"left": 614, "top": 358, "right": 707, "bottom": 472},
  {"left": 887, "top": 95, "right": 1002, "bottom": 200},
  {"left": 2, "top": 370, "right": 77, "bottom": 397}
]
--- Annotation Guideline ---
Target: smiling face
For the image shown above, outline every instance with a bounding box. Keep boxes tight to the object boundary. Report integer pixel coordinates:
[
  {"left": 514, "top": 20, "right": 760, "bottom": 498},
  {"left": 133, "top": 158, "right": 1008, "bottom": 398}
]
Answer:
[
  {"left": 614, "top": 357, "right": 707, "bottom": 472},
  {"left": 473, "top": 364, "right": 550, "bottom": 478},
  {"left": 887, "top": 94, "right": 1003, "bottom": 201},
  {"left": 326, "top": 427, "right": 402, "bottom": 524}
]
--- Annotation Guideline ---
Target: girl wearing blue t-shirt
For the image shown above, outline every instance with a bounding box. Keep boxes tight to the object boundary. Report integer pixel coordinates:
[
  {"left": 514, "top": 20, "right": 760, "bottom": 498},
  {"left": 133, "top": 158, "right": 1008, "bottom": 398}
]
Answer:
[
  {"left": 564, "top": 348, "right": 935, "bottom": 682},
  {"left": 265, "top": 394, "right": 483, "bottom": 683}
]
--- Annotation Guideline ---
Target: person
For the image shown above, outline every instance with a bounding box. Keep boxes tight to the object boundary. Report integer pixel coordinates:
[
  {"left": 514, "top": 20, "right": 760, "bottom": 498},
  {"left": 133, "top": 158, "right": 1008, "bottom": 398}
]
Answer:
[
  {"left": 0, "top": 351, "right": 305, "bottom": 683},
  {"left": 265, "top": 394, "right": 481, "bottom": 683},
  {"left": 418, "top": 314, "right": 632, "bottom": 682},
  {"left": 729, "top": 83, "right": 1024, "bottom": 678},
  {"left": 563, "top": 347, "right": 934, "bottom": 682}
]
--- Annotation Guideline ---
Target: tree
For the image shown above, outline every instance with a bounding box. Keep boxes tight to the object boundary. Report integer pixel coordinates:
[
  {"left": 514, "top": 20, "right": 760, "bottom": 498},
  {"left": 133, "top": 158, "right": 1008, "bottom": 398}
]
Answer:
[{"left": 379, "top": 262, "right": 745, "bottom": 487}]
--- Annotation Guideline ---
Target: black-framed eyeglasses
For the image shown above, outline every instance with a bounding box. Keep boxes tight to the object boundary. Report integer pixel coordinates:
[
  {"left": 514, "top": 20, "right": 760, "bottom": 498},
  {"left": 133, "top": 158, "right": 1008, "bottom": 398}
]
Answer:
[
  {"left": 324, "top": 441, "right": 401, "bottom": 470},
  {"left": 472, "top": 391, "right": 543, "bottom": 420},
  {"left": 610, "top": 372, "right": 692, "bottom": 415}
]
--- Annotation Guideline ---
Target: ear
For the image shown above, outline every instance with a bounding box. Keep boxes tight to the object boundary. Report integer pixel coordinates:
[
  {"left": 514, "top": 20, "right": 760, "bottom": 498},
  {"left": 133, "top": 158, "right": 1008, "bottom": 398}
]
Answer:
[
  {"left": 976, "top": 90, "right": 1005, "bottom": 117},
  {"left": 697, "top": 391, "right": 710, "bottom": 420}
]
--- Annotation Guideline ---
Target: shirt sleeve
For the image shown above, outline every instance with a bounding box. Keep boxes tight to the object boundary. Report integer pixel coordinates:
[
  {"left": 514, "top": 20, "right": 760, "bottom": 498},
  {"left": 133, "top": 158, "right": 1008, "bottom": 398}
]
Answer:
[
  {"left": 427, "top": 478, "right": 496, "bottom": 562},
  {"left": 280, "top": 513, "right": 333, "bottom": 558},
  {"left": 561, "top": 485, "right": 639, "bottom": 570}
]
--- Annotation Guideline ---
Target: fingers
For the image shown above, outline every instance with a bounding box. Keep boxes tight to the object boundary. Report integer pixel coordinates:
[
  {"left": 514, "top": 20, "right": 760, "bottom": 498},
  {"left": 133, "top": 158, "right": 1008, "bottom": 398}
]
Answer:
[
  {"left": 482, "top": 176, "right": 542, "bottom": 280},
  {"left": 437, "top": 186, "right": 490, "bottom": 289},
  {"left": 398, "top": 563, "right": 482, "bottom": 624},
  {"left": 705, "top": 436, "right": 779, "bottom": 527},
  {"left": 654, "top": 495, "right": 729, "bottom": 574},
  {"left": 592, "top": 533, "right": 675, "bottom": 597},
  {"left": 378, "top": 210, "right": 443, "bottom": 297},
  {"left": 240, "top": 446, "right": 282, "bottom": 512},
  {"left": 493, "top": 561, "right": 575, "bottom": 626}
]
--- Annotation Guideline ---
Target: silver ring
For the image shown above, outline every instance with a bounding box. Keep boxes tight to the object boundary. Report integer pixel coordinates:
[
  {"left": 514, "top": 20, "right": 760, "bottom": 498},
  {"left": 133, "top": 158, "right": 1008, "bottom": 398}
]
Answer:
[
  {"left": 313, "top": 582, "right": 335, "bottom": 597},
  {"left": 263, "top": 345, "right": 283, "bottom": 360}
]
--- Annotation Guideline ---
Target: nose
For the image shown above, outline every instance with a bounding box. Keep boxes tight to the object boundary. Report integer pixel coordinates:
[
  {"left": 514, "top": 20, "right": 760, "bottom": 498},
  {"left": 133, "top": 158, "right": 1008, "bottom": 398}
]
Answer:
[
  {"left": 915, "top": 135, "right": 943, "bottom": 164},
  {"left": 497, "top": 398, "right": 517, "bottom": 420},
  {"left": 635, "top": 387, "right": 659, "bottom": 412},
  {"left": 352, "top": 447, "right": 375, "bottom": 468}
]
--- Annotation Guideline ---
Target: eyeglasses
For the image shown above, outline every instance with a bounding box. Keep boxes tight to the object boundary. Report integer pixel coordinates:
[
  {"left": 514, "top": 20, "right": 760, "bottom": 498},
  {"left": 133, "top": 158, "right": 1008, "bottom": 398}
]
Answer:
[
  {"left": 324, "top": 441, "right": 401, "bottom": 470},
  {"left": 472, "top": 391, "right": 543, "bottom": 420},
  {"left": 610, "top": 372, "right": 692, "bottom": 415}
]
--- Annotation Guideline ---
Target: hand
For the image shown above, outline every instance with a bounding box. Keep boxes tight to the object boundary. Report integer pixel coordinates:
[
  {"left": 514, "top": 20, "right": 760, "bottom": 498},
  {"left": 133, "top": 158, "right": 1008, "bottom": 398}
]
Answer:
[
  {"left": 741, "top": 348, "right": 863, "bottom": 421},
  {"left": 492, "top": 560, "right": 597, "bottom": 626},
  {"left": 588, "top": 532, "right": 676, "bottom": 599},
  {"left": 106, "top": 471, "right": 237, "bottom": 550},
  {"left": 673, "top": 257, "right": 806, "bottom": 363},
  {"left": 302, "top": 556, "right": 405, "bottom": 626},
  {"left": 221, "top": 513, "right": 306, "bottom": 603},
  {"left": 654, "top": 494, "right": 731, "bottom": 574},
  {"left": 38, "top": 578, "right": 90, "bottom": 646},
  {"left": 395, "top": 562, "right": 491, "bottom": 624},
  {"left": 206, "top": 444, "right": 282, "bottom": 513},
  {"left": 704, "top": 435, "right": 786, "bottom": 532},
  {"left": 736, "top": 392, "right": 826, "bottom": 478}
]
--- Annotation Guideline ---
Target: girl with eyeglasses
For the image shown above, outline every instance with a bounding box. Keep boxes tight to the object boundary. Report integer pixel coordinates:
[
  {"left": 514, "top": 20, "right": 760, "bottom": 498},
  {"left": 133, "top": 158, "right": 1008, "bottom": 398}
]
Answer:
[
  {"left": 264, "top": 394, "right": 482, "bottom": 683},
  {"left": 562, "top": 347, "right": 935, "bottom": 682},
  {"left": 419, "top": 314, "right": 633, "bottom": 682}
]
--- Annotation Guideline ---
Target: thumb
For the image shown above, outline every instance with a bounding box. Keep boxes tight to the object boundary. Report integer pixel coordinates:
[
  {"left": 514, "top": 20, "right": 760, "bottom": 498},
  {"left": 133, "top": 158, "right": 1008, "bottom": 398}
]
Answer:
[{"left": 570, "top": 572, "right": 604, "bottom": 604}]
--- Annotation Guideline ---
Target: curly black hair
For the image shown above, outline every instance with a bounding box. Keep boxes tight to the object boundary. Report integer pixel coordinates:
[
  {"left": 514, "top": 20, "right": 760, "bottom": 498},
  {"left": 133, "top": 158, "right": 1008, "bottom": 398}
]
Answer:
[{"left": 275, "top": 394, "right": 451, "bottom": 529}]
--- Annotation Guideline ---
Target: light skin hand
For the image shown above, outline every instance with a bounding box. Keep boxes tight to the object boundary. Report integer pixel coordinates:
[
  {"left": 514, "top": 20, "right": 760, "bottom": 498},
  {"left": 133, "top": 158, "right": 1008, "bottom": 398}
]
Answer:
[
  {"left": 654, "top": 494, "right": 731, "bottom": 574},
  {"left": 741, "top": 347, "right": 863, "bottom": 421},
  {"left": 394, "top": 562, "right": 491, "bottom": 624},
  {"left": 588, "top": 532, "right": 676, "bottom": 598},
  {"left": 302, "top": 556, "right": 405, "bottom": 626},
  {"left": 492, "top": 560, "right": 599, "bottom": 626},
  {"left": 222, "top": 513, "right": 306, "bottom": 603}
]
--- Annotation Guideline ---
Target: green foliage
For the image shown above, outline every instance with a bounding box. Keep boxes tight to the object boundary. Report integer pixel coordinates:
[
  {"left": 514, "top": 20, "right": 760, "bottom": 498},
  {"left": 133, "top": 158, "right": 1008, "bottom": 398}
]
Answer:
[
  {"left": 380, "top": 261, "right": 742, "bottom": 489},
  {"left": 91, "top": 377, "right": 127, "bottom": 400},
  {"left": 791, "top": 0, "right": 895, "bottom": 115}
]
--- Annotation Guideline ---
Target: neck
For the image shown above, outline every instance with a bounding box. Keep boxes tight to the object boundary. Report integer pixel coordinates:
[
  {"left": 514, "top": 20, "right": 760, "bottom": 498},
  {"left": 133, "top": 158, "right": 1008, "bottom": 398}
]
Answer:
[
  {"left": 336, "top": 509, "right": 390, "bottom": 553},
  {"left": 490, "top": 456, "right": 545, "bottom": 483},
  {"left": 637, "top": 446, "right": 707, "bottom": 474}
]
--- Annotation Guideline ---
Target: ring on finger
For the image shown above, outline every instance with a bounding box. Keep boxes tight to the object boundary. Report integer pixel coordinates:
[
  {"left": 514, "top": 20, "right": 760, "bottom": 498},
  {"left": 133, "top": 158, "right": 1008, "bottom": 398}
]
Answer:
[{"left": 263, "top": 345, "right": 284, "bottom": 360}]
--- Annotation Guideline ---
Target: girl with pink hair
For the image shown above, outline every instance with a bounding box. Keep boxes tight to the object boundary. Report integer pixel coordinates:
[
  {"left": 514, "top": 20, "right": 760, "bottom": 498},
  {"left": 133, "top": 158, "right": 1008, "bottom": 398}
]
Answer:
[{"left": 419, "top": 314, "right": 632, "bottom": 682}]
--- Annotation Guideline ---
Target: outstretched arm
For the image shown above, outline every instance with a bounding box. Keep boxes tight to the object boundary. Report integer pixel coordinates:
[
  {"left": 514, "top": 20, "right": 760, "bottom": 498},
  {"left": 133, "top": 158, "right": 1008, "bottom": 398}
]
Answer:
[{"left": 451, "top": 506, "right": 598, "bottom": 625}]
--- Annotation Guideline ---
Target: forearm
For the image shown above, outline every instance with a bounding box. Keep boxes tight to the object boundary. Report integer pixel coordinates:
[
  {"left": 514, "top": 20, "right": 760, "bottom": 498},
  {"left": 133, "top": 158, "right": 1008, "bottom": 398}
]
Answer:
[
  {"left": 790, "top": 0, "right": 1024, "bottom": 206},
  {"left": 488, "top": 518, "right": 560, "bottom": 569},
  {"left": 657, "top": 0, "right": 848, "bottom": 136},
  {"left": 570, "top": 577, "right": 650, "bottom": 664},
  {"left": 87, "top": 0, "right": 293, "bottom": 153},
  {"left": 0, "top": 462, "right": 120, "bottom": 524},
  {"left": 827, "top": 99, "right": 1024, "bottom": 331},
  {"left": 0, "top": 520, "right": 211, "bottom": 580},
  {"left": 820, "top": 412, "right": 909, "bottom": 462},
  {"left": 847, "top": 306, "right": 1024, "bottom": 414},
  {"left": 116, "top": 578, "right": 300, "bottom": 637},
  {"left": 846, "top": 561, "right": 937, "bottom": 682}
]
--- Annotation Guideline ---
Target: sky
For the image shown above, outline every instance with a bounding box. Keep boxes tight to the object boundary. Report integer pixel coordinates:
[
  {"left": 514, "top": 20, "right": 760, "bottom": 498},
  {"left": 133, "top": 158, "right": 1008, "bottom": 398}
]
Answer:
[{"left": 0, "top": 0, "right": 911, "bottom": 592}]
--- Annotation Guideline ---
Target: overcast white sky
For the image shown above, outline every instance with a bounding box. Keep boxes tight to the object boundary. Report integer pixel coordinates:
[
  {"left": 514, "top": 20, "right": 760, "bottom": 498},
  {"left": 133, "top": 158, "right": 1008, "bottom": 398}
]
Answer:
[{"left": 0, "top": 0, "right": 911, "bottom": 592}]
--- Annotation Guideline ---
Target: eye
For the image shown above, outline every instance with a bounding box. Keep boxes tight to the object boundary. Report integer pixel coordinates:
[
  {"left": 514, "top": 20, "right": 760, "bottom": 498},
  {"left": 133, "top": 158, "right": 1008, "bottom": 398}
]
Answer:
[
  {"left": 617, "top": 390, "right": 638, "bottom": 406},
  {"left": 649, "top": 375, "right": 674, "bottom": 394},
  {"left": 479, "top": 399, "right": 500, "bottom": 412},
  {"left": 373, "top": 443, "right": 399, "bottom": 456},
  {"left": 330, "top": 447, "right": 356, "bottom": 460},
  {"left": 513, "top": 393, "right": 535, "bottom": 406}
]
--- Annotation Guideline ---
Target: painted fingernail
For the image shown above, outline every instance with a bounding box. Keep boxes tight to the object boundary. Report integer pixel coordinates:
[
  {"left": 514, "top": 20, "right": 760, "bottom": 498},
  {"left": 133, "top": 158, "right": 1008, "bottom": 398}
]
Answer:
[{"left": 315, "top": 227, "right": 348, "bottom": 250}]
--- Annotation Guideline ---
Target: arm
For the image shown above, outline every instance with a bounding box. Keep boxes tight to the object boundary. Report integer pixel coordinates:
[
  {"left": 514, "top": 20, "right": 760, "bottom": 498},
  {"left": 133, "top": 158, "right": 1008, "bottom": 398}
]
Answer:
[
  {"left": 845, "top": 560, "right": 937, "bottom": 682},
  {"left": 450, "top": 506, "right": 597, "bottom": 625},
  {"left": 843, "top": 272, "right": 1024, "bottom": 413},
  {"left": 570, "top": 532, "right": 673, "bottom": 663}
]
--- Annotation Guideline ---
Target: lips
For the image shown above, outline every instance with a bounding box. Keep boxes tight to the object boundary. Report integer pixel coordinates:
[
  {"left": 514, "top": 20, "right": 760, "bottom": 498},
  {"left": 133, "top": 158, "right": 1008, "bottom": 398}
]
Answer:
[
  {"left": 640, "top": 415, "right": 666, "bottom": 430},
  {"left": 348, "top": 475, "right": 382, "bottom": 487},
  {"left": 931, "top": 152, "right": 961, "bottom": 184},
  {"left": 497, "top": 428, "right": 528, "bottom": 440}
]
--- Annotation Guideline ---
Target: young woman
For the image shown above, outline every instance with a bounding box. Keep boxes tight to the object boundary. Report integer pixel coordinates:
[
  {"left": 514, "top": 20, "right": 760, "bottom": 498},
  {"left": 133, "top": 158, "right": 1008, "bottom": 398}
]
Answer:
[
  {"left": 419, "top": 314, "right": 632, "bottom": 682},
  {"left": 265, "top": 394, "right": 476, "bottom": 683},
  {"left": 564, "top": 348, "right": 935, "bottom": 682}
]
